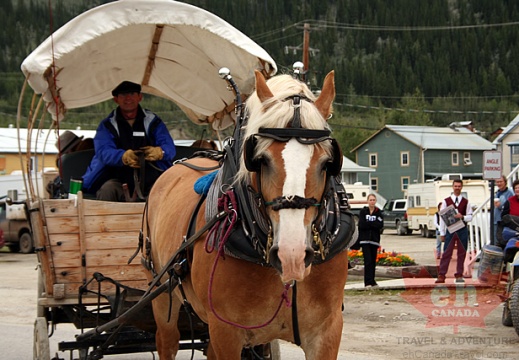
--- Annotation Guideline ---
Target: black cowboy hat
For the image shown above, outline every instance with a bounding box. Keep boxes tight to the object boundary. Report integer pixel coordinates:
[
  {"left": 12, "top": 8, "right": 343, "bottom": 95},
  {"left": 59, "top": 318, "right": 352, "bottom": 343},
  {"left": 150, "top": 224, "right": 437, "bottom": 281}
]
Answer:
[
  {"left": 56, "top": 130, "right": 83, "bottom": 153},
  {"left": 111, "top": 81, "right": 142, "bottom": 96}
]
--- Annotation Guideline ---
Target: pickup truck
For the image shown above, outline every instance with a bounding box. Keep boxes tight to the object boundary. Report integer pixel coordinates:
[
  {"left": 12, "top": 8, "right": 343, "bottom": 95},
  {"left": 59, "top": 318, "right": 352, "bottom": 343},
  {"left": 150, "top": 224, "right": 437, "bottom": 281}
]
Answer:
[
  {"left": 382, "top": 199, "right": 412, "bottom": 236},
  {"left": 0, "top": 199, "right": 33, "bottom": 253}
]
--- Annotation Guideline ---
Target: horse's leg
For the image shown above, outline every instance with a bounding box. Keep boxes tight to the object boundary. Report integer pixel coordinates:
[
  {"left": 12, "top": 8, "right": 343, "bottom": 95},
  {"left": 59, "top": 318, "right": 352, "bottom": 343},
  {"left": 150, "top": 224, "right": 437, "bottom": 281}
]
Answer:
[
  {"left": 152, "top": 292, "right": 183, "bottom": 359},
  {"left": 206, "top": 323, "right": 244, "bottom": 360},
  {"left": 300, "top": 310, "right": 344, "bottom": 359}
]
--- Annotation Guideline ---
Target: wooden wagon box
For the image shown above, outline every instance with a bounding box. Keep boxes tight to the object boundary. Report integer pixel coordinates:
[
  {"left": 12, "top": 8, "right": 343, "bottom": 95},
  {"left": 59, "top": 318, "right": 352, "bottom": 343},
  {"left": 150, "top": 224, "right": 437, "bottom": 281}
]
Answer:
[{"left": 30, "top": 192, "right": 148, "bottom": 306}]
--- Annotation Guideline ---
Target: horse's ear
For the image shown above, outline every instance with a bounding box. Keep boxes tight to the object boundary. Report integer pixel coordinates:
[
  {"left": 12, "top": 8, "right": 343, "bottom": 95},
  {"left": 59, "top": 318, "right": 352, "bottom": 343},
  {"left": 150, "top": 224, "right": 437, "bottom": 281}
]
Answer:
[
  {"left": 255, "top": 70, "right": 274, "bottom": 104},
  {"left": 315, "top": 71, "right": 335, "bottom": 121}
]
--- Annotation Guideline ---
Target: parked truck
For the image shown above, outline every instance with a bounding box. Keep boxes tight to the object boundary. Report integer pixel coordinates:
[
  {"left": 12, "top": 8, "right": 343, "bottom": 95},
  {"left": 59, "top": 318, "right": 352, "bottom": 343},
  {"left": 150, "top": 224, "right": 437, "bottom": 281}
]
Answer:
[
  {"left": 0, "top": 195, "right": 33, "bottom": 253},
  {"left": 382, "top": 199, "right": 411, "bottom": 235},
  {"left": 343, "top": 182, "right": 386, "bottom": 221},
  {"left": 406, "top": 178, "right": 490, "bottom": 238}
]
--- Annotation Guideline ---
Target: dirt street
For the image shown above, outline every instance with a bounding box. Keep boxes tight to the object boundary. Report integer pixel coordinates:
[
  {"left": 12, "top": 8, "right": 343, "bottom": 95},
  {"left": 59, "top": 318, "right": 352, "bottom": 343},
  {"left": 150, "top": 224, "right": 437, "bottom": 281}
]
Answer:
[{"left": 1, "top": 232, "right": 518, "bottom": 359}]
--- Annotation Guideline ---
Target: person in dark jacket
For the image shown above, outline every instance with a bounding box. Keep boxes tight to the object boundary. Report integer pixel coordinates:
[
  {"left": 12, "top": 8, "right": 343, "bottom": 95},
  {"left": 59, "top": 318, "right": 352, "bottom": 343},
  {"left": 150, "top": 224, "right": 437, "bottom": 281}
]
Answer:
[
  {"left": 82, "top": 81, "right": 176, "bottom": 201},
  {"left": 358, "top": 193, "right": 384, "bottom": 288}
]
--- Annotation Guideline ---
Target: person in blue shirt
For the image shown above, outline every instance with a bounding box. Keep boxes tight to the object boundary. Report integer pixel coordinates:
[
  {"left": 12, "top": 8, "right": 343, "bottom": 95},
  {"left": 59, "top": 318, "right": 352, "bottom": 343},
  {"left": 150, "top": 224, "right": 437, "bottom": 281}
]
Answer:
[
  {"left": 82, "top": 81, "right": 176, "bottom": 201},
  {"left": 493, "top": 175, "right": 514, "bottom": 243}
]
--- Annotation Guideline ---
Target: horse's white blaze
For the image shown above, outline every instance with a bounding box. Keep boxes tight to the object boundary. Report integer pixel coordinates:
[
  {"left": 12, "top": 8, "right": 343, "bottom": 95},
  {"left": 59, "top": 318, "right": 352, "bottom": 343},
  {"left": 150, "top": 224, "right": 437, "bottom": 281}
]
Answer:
[{"left": 277, "top": 139, "right": 312, "bottom": 282}]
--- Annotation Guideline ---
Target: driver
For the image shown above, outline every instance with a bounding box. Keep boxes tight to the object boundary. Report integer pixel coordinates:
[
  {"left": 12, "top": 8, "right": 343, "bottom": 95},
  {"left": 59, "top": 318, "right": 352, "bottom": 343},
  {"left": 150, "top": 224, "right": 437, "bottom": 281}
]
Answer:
[{"left": 82, "top": 81, "right": 176, "bottom": 201}]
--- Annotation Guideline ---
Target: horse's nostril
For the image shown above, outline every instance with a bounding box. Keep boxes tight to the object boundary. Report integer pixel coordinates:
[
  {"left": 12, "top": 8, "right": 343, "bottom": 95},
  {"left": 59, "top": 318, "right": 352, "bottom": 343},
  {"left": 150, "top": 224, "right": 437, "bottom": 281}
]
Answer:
[
  {"left": 304, "top": 247, "right": 314, "bottom": 268},
  {"left": 269, "top": 245, "right": 282, "bottom": 272}
]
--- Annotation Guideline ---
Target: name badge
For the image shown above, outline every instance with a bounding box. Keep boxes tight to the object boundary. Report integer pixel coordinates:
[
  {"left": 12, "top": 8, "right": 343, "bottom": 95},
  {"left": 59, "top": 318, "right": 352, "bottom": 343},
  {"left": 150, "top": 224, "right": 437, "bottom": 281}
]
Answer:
[{"left": 133, "top": 131, "right": 145, "bottom": 137}]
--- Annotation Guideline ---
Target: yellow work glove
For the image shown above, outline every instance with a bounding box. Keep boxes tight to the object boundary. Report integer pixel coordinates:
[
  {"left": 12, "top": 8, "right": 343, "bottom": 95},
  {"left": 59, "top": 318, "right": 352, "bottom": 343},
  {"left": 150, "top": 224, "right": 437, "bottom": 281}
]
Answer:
[
  {"left": 122, "top": 149, "right": 140, "bottom": 168},
  {"left": 141, "top": 146, "right": 164, "bottom": 161}
]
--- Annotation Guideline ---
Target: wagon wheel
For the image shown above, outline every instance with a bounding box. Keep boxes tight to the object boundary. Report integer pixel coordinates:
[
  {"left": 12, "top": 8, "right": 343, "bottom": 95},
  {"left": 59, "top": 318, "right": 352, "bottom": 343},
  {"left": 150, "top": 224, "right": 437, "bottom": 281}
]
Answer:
[
  {"left": 33, "top": 317, "right": 50, "bottom": 360},
  {"left": 268, "top": 340, "right": 281, "bottom": 359},
  {"left": 36, "top": 266, "right": 46, "bottom": 318}
]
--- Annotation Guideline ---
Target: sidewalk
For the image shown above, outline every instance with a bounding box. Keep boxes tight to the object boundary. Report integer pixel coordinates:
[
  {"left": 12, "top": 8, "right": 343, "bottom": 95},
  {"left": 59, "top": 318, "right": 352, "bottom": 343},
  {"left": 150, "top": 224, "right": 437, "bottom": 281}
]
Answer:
[{"left": 346, "top": 231, "right": 501, "bottom": 290}]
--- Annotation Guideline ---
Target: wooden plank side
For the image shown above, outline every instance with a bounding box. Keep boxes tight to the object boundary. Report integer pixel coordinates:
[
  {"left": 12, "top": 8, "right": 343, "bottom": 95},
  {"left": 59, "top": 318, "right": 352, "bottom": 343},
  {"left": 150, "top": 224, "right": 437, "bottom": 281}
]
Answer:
[
  {"left": 83, "top": 199, "right": 145, "bottom": 216},
  {"left": 85, "top": 232, "right": 141, "bottom": 250},
  {"left": 54, "top": 264, "right": 149, "bottom": 284},
  {"left": 49, "top": 233, "right": 80, "bottom": 251},
  {"left": 85, "top": 249, "right": 139, "bottom": 267},
  {"left": 46, "top": 217, "right": 79, "bottom": 234},
  {"left": 51, "top": 250, "right": 82, "bottom": 268},
  {"left": 42, "top": 199, "right": 78, "bottom": 218},
  {"left": 84, "top": 214, "right": 143, "bottom": 232}
]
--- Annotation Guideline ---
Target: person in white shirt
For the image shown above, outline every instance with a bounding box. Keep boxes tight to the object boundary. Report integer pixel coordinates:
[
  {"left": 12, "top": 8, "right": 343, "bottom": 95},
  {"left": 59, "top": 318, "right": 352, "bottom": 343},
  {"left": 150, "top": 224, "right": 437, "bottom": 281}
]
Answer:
[{"left": 435, "top": 179, "right": 473, "bottom": 284}]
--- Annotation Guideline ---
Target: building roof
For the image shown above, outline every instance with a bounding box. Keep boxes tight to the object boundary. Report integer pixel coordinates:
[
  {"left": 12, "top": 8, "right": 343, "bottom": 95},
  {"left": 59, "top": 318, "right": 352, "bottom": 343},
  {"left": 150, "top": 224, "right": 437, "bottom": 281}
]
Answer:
[
  {"left": 351, "top": 125, "right": 494, "bottom": 152},
  {"left": 493, "top": 113, "right": 519, "bottom": 145},
  {"left": 0, "top": 128, "right": 201, "bottom": 154},
  {"left": 341, "top": 156, "right": 375, "bottom": 173},
  {"left": 0, "top": 128, "right": 97, "bottom": 154}
]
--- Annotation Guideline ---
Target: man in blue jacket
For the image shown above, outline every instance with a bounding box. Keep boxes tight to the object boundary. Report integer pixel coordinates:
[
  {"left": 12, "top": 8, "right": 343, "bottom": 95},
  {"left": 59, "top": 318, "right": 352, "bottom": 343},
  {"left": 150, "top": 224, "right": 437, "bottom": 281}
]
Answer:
[{"left": 82, "top": 81, "right": 176, "bottom": 201}]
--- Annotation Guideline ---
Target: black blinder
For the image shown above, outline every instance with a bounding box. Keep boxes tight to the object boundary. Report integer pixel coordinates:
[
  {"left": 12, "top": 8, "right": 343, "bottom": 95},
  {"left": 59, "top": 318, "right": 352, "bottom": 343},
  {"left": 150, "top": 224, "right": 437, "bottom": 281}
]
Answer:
[
  {"left": 244, "top": 135, "right": 262, "bottom": 172},
  {"left": 326, "top": 139, "right": 343, "bottom": 176}
]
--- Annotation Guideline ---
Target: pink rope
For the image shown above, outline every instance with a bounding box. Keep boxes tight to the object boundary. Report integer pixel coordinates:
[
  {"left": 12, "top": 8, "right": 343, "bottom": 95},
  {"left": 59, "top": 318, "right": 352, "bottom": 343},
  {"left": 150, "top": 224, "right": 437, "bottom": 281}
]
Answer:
[{"left": 205, "top": 191, "right": 292, "bottom": 329}]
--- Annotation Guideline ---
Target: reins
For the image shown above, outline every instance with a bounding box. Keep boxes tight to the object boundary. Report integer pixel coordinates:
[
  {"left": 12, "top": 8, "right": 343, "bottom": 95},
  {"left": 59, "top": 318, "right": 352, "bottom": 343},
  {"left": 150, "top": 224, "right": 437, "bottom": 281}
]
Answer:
[{"left": 204, "top": 189, "right": 294, "bottom": 330}]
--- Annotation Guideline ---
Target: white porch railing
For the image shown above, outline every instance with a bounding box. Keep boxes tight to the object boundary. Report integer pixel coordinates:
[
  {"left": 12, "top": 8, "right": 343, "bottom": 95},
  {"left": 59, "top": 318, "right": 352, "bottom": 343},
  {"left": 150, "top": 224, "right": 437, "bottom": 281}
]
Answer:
[{"left": 468, "top": 164, "right": 519, "bottom": 255}]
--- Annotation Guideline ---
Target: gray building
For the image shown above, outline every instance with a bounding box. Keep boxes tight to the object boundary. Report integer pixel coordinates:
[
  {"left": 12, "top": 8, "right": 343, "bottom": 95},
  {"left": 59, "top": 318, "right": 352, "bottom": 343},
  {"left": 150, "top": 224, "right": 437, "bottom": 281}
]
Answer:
[{"left": 351, "top": 125, "right": 495, "bottom": 200}]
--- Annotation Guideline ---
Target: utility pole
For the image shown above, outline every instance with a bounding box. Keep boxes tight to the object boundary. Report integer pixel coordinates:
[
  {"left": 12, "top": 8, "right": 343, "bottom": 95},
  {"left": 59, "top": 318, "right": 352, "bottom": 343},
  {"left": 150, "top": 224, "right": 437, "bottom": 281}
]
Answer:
[
  {"left": 302, "top": 23, "right": 310, "bottom": 81},
  {"left": 284, "top": 23, "right": 320, "bottom": 85}
]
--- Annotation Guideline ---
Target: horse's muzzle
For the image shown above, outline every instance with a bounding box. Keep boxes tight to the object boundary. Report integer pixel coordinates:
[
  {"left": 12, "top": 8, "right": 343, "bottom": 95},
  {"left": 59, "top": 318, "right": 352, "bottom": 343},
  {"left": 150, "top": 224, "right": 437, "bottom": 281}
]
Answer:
[{"left": 269, "top": 244, "right": 314, "bottom": 275}]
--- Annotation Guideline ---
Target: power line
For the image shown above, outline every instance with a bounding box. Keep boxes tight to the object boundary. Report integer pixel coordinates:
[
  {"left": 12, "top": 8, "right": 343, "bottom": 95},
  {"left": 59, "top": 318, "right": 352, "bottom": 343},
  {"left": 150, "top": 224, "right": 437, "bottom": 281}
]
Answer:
[{"left": 335, "top": 102, "right": 519, "bottom": 115}]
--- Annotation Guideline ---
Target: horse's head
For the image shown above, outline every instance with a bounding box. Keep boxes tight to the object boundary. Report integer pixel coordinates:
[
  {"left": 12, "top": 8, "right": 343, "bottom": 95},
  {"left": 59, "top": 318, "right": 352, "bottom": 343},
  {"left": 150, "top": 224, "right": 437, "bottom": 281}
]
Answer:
[{"left": 238, "top": 70, "right": 341, "bottom": 283}]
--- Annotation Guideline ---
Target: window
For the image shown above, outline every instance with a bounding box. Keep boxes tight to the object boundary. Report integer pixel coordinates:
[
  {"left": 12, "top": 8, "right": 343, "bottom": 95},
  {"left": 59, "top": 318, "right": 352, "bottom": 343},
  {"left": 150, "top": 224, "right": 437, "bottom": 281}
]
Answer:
[
  {"left": 512, "top": 145, "right": 519, "bottom": 167},
  {"left": 401, "top": 151, "right": 410, "bottom": 167},
  {"left": 369, "top": 153, "right": 378, "bottom": 167},
  {"left": 408, "top": 196, "right": 415, "bottom": 208},
  {"left": 416, "top": 196, "right": 421, "bottom": 206},
  {"left": 451, "top": 152, "right": 459, "bottom": 166},
  {"left": 401, "top": 176, "right": 410, "bottom": 191},
  {"left": 370, "top": 177, "right": 378, "bottom": 191}
]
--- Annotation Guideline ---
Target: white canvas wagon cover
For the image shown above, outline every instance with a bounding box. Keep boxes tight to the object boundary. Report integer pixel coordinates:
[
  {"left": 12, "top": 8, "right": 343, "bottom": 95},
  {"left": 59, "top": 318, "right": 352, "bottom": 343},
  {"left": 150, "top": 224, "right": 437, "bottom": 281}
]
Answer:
[{"left": 21, "top": 0, "right": 277, "bottom": 130}]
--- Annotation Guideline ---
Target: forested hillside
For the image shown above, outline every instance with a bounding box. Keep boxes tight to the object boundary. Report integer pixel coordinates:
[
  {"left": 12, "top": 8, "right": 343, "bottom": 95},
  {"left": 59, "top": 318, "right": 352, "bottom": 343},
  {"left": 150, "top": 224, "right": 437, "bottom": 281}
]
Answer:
[{"left": 2, "top": 0, "right": 519, "bottom": 157}]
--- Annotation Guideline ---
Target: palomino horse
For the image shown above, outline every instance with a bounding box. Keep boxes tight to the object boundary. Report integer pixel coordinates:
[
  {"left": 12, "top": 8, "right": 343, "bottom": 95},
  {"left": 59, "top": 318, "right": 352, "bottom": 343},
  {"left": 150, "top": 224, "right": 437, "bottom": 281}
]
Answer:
[{"left": 145, "top": 70, "right": 355, "bottom": 359}]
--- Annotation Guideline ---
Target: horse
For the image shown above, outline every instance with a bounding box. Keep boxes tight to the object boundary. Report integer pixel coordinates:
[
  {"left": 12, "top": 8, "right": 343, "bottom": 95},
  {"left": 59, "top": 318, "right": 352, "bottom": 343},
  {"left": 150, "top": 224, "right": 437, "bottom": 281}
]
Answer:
[{"left": 145, "top": 69, "right": 356, "bottom": 359}]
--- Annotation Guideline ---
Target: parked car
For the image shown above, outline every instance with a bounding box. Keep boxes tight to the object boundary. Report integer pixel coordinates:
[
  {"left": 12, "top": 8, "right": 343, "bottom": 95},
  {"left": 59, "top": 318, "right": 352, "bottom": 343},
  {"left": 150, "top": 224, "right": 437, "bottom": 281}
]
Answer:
[
  {"left": 0, "top": 198, "right": 33, "bottom": 253},
  {"left": 382, "top": 199, "right": 412, "bottom": 235}
]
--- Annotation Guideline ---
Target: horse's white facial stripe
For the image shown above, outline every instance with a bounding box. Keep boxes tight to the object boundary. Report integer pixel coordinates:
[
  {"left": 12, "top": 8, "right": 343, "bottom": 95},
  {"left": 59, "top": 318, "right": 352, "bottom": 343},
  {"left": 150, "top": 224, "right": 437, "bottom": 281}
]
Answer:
[
  {"left": 276, "top": 139, "right": 311, "bottom": 268},
  {"left": 281, "top": 139, "right": 311, "bottom": 196}
]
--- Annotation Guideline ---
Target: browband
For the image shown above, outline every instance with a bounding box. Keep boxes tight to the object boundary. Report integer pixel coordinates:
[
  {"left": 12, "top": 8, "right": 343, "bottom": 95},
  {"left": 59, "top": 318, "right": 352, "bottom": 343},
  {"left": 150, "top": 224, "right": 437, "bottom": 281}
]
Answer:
[{"left": 255, "top": 128, "right": 332, "bottom": 144}]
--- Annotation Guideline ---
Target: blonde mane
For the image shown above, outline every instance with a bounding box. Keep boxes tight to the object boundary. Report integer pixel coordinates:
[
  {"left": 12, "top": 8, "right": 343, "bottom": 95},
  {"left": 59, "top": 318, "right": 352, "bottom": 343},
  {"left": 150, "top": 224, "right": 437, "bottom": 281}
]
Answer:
[{"left": 237, "top": 74, "right": 332, "bottom": 182}]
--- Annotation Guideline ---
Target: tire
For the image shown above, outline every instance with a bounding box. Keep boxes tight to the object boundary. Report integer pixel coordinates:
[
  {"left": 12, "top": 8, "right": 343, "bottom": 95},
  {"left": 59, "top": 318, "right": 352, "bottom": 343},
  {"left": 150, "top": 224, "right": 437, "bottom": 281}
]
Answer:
[
  {"left": 510, "top": 280, "right": 519, "bottom": 336},
  {"left": 396, "top": 221, "right": 405, "bottom": 236},
  {"left": 420, "top": 227, "right": 426, "bottom": 238},
  {"left": 406, "top": 228, "right": 413, "bottom": 235},
  {"left": 502, "top": 301, "right": 513, "bottom": 327},
  {"left": 19, "top": 232, "right": 34, "bottom": 254},
  {"left": 427, "top": 230, "right": 436, "bottom": 238},
  {"left": 33, "top": 317, "right": 50, "bottom": 360}
]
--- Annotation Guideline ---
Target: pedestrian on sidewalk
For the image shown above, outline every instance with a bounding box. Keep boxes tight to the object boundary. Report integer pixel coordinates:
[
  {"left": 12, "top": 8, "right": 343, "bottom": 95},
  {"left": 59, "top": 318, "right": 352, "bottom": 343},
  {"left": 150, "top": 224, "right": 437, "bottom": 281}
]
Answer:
[
  {"left": 493, "top": 175, "right": 513, "bottom": 243},
  {"left": 358, "top": 193, "right": 384, "bottom": 288},
  {"left": 436, "top": 179, "right": 473, "bottom": 284}
]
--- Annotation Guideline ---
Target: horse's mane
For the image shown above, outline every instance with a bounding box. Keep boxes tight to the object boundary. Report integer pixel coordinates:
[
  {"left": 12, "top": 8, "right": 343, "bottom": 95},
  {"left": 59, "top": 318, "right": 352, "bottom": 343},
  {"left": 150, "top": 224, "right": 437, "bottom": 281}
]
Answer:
[{"left": 236, "top": 74, "right": 333, "bottom": 183}]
